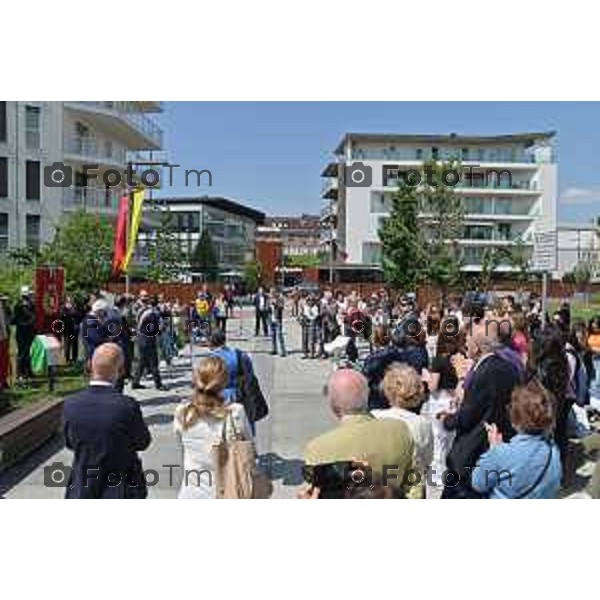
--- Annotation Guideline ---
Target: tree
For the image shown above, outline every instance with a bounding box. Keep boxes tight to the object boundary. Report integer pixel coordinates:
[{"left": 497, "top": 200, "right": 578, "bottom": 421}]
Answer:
[
  {"left": 419, "top": 161, "right": 465, "bottom": 301},
  {"left": 244, "top": 260, "right": 262, "bottom": 293},
  {"left": 145, "top": 211, "right": 185, "bottom": 282},
  {"left": 0, "top": 250, "right": 36, "bottom": 302},
  {"left": 190, "top": 230, "right": 219, "bottom": 282},
  {"left": 506, "top": 235, "right": 531, "bottom": 290},
  {"left": 479, "top": 248, "right": 502, "bottom": 293},
  {"left": 379, "top": 174, "right": 426, "bottom": 291},
  {"left": 284, "top": 254, "right": 322, "bottom": 269},
  {"left": 574, "top": 261, "right": 593, "bottom": 306},
  {"left": 41, "top": 210, "right": 114, "bottom": 295}
]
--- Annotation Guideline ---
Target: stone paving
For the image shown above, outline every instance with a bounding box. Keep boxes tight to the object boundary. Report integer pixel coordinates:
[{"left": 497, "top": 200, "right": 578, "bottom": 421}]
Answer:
[
  {"left": 0, "top": 310, "right": 336, "bottom": 499},
  {"left": 0, "top": 308, "right": 596, "bottom": 499}
]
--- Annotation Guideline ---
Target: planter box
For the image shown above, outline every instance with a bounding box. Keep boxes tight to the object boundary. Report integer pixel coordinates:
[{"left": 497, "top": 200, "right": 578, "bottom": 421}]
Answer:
[{"left": 0, "top": 398, "right": 64, "bottom": 473}]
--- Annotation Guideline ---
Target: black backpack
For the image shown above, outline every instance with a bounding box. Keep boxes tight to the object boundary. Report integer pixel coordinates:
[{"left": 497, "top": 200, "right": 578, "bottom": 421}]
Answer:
[{"left": 235, "top": 349, "right": 269, "bottom": 423}]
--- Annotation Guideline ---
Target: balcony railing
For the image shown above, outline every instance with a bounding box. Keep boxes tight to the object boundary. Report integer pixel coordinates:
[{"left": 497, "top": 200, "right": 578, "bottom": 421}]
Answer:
[
  {"left": 62, "top": 187, "right": 121, "bottom": 211},
  {"left": 351, "top": 148, "right": 540, "bottom": 163},
  {"left": 67, "top": 101, "right": 163, "bottom": 148},
  {"left": 64, "top": 137, "right": 127, "bottom": 165}
]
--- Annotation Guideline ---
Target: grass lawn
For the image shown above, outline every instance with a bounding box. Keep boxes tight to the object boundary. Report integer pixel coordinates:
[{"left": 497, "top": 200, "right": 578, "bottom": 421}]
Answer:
[{"left": 1, "top": 327, "right": 87, "bottom": 413}]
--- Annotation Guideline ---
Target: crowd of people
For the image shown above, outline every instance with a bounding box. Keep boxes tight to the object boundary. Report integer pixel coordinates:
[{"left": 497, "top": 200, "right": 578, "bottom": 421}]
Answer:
[{"left": 3, "top": 281, "right": 600, "bottom": 500}]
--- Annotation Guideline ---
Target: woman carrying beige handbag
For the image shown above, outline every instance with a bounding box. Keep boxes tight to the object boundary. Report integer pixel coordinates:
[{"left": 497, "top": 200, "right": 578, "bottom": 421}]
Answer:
[{"left": 174, "top": 355, "right": 271, "bottom": 499}]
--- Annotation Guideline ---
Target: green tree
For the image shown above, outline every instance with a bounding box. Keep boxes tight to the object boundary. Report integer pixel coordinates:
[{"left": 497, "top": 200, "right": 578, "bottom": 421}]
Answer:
[
  {"left": 479, "top": 248, "right": 502, "bottom": 293},
  {"left": 574, "top": 261, "right": 593, "bottom": 306},
  {"left": 0, "top": 250, "right": 36, "bottom": 302},
  {"left": 506, "top": 236, "right": 531, "bottom": 290},
  {"left": 284, "top": 254, "right": 322, "bottom": 269},
  {"left": 379, "top": 174, "right": 425, "bottom": 291},
  {"left": 41, "top": 210, "right": 114, "bottom": 295},
  {"left": 145, "top": 211, "right": 185, "bottom": 282},
  {"left": 420, "top": 161, "right": 465, "bottom": 301},
  {"left": 244, "top": 259, "right": 262, "bottom": 293},
  {"left": 190, "top": 230, "right": 219, "bottom": 282}
]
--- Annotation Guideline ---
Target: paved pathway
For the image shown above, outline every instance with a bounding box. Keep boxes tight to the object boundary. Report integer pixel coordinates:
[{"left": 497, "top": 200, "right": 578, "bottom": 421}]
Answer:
[
  {"left": 1, "top": 310, "right": 335, "bottom": 499},
  {"left": 0, "top": 308, "right": 596, "bottom": 499}
]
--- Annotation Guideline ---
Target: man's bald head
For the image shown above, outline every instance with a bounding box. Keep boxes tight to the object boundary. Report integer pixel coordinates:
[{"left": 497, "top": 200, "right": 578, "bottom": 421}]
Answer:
[
  {"left": 326, "top": 368, "right": 369, "bottom": 418},
  {"left": 466, "top": 321, "right": 499, "bottom": 360},
  {"left": 91, "top": 343, "right": 124, "bottom": 384}
]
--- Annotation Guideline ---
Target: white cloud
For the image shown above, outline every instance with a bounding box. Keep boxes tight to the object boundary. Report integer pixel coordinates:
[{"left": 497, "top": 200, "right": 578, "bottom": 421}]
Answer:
[{"left": 560, "top": 186, "right": 600, "bottom": 205}]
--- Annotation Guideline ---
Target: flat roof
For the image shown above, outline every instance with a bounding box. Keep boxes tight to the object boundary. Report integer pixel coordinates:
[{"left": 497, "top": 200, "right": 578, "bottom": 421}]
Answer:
[
  {"left": 155, "top": 196, "right": 266, "bottom": 224},
  {"left": 334, "top": 131, "right": 556, "bottom": 154}
]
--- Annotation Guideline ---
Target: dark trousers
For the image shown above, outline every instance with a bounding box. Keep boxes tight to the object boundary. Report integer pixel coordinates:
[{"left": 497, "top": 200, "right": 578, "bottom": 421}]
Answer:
[
  {"left": 271, "top": 321, "right": 287, "bottom": 356},
  {"left": 255, "top": 310, "right": 268, "bottom": 336},
  {"left": 132, "top": 341, "right": 162, "bottom": 388},
  {"left": 64, "top": 329, "right": 79, "bottom": 364},
  {"left": 215, "top": 316, "right": 227, "bottom": 333},
  {"left": 302, "top": 322, "right": 317, "bottom": 357},
  {"left": 16, "top": 332, "right": 33, "bottom": 378}
]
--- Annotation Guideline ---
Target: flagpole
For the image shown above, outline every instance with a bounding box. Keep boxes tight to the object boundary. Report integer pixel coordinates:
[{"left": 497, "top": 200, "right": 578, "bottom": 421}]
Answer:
[{"left": 125, "top": 186, "right": 132, "bottom": 296}]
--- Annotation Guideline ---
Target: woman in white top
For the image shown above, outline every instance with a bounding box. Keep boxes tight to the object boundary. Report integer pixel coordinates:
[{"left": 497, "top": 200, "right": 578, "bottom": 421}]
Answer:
[
  {"left": 174, "top": 355, "right": 253, "bottom": 499},
  {"left": 372, "top": 363, "right": 433, "bottom": 499}
]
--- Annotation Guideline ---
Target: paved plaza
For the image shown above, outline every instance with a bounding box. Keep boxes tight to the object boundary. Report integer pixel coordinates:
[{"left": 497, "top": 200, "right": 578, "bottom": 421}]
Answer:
[
  {"left": 0, "top": 308, "right": 596, "bottom": 499},
  {"left": 0, "top": 310, "right": 336, "bottom": 499}
]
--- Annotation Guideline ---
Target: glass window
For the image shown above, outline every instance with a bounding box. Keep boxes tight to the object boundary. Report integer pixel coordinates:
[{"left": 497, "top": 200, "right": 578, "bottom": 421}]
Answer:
[
  {"left": 26, "top": 160, "right": 41, "bottom": 200},
  {"left": 0, "top": 102, "right": 6, "bottom": 142},
  {"left": 0, "top": 212, "right": 8, "bottom": 250},
  {"left": 25, "top": 105, "right": 41, "bottom": 149},
  {"left": 0, "top": 156, "right": 7, "bottom": 197},
  {"left": 26, "top": 214, "right": 40, "bottom": 249}
]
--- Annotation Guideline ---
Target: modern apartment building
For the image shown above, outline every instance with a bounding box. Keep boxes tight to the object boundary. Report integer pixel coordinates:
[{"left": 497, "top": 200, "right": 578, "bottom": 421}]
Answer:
[
  {"left": 0, "top": 101, "right": 163, "bottom": 251},
  {"left": 321, "top": 132, "right": 557, "bottom": 274},
  {"left": 137, "top": 196, "right": 265, "bottom": 278}
]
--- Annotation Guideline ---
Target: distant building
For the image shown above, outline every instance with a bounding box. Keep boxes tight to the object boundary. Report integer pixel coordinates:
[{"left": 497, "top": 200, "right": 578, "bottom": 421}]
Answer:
[
  {"left": 256, "top": 214, "right": 321, "bottom": 258},
  {"left": 321, "top": 131, "right": 557, "bottom": 276},
  {"left": 137, "top": 196, "right": 265, "bottom": 278},
  {"left": 557, "top": 223, "right": 600, "bottom": 282}
]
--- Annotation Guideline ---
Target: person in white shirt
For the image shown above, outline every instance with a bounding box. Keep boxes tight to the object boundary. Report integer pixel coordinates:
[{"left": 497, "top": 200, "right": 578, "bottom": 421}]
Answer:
[
  {"left": 174, "top": 355, "right": 252, "bottom": 499},
  {"left": 372, "top": 362, "right": 433, "bottom": 498}
]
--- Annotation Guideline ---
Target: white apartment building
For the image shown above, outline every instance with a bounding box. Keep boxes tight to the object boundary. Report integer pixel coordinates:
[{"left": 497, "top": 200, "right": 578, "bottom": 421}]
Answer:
[
  {"left": 0, "top": 101, "right": 163, "bottom": 251},
  {"left": 557, "top": 223, "right": 600, "bottom": 281},
  {"left": 321, "top": 132, "right": 557, "bottom": 274}
]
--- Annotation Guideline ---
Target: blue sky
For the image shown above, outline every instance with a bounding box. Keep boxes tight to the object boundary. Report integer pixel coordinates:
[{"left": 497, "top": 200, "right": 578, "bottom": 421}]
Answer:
[{"left": 157, "top": 102, "right": 600, "bottom": 224}]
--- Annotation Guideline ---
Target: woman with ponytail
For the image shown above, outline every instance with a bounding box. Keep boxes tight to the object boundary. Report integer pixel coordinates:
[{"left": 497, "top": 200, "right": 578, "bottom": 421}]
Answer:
[{"left": 174, "top": 355, "right": 252, "bottom": 499}]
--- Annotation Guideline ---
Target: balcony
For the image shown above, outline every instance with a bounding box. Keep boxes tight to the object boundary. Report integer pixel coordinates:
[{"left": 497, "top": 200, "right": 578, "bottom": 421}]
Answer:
[
  {"left": 64, "top": 101, "right": 163, "bottom": 150},
  {"left": 321, "top": 177, "right": 338, "bottom": 199},
  {"left": 62, "top": 187, "right": 122, "bottom": 212},
  {"left": 64, "top": 136, "right": 126, "bottom": 167},
  {"left": 320, "top": 202, "right": 338, "bottom": 223},
  {"left": 351, "top": 148, "right": 541, "bottom": 164}
]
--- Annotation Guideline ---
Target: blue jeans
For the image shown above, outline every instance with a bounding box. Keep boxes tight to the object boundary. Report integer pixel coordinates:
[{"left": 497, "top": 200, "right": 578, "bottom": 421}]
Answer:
[{"left": 271, "top": 321, "right": 286, "bottom": 356}]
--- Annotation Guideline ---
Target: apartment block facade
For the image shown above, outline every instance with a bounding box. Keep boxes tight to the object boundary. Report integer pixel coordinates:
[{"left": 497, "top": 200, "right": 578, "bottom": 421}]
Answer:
[
  {"left": 321, "top": 132, "right": 557, "bottom": 273},
  {"left": 0, "top": 101, "right": 163, "bottom": 252}
]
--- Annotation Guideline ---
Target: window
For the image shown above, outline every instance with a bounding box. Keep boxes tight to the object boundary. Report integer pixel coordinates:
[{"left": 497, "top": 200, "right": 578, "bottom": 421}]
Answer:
[
  {"left": 0, "top": 213, "right": 8, "bottom": 250},
  {"left": 0, "top": 156, "right": 7, "bottom": 197},
  {"left": 461, "top": 148, "right": 469, "bottom": 160},
  {"left": 26, "top": 214, "right": 40, "bottom": 249},
  {"left": 25, "top": 105, "right": 41, "bottom": 149},
  {"left": 26, "top": 160, "right": 41, "bottom": 200},
  {"left": 416, "top": 148, "right": 423, "bottom": 160},
  {"left": 431, "top": 147, "right": 439, "bottom": 160},
  {"left": 0, "top": 102, "right": 6, "bottom": 142}
]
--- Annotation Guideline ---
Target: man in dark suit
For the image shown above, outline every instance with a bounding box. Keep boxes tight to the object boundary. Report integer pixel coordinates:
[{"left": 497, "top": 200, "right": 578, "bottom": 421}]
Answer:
[
  {"left": 63, "top": 343, "right": 151, "bottom": 499},
  {"left": 253, "top": 287, "right": 269, "bottom": 337},
  {"left": 440, "top": 323, "right": 519, "bottom": 498}
]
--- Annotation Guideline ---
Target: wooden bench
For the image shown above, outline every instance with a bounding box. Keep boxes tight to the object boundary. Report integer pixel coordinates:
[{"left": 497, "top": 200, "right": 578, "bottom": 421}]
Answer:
[{"left": 0, "top": 398, "right": 64, "bottom": 473}]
